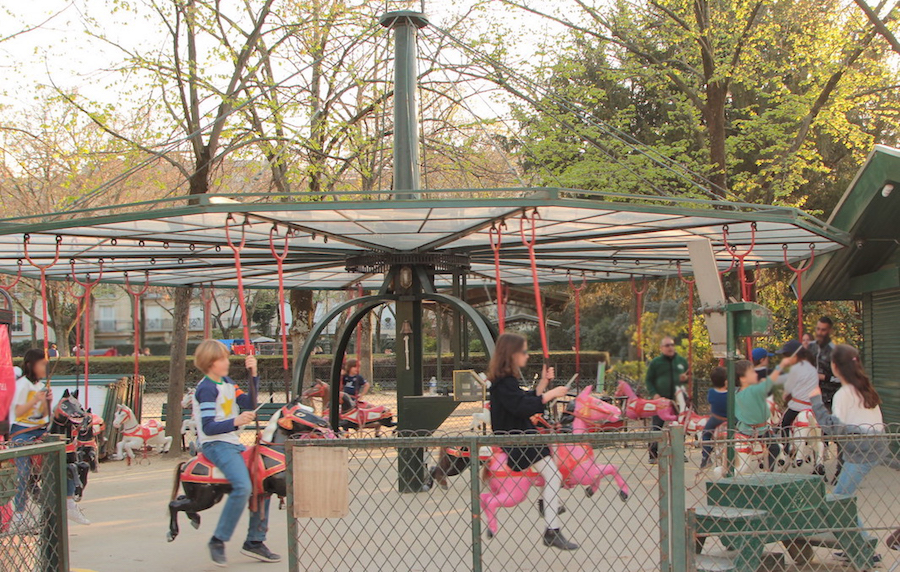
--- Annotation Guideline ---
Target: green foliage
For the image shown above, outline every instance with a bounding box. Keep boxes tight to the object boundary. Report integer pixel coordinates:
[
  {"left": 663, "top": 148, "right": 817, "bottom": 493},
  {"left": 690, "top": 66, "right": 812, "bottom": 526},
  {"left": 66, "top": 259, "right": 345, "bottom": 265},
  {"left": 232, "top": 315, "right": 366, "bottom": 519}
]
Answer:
[{"left": 510, "top": 0, "right": 900, "bottom": 205}]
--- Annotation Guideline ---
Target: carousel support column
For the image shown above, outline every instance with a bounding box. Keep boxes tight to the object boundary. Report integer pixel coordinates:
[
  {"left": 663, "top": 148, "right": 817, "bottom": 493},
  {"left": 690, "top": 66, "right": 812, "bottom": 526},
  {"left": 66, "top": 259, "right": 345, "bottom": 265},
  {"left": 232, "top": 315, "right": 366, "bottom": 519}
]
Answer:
[
  {"left": 379, "top": 10, "right": 428, "bottom": 200},
  {"left": 395, "top": 265, "right": 426, "bottom": 492},
  {"left": 450, "top": 271, "right": 462, "bottom": 371}
]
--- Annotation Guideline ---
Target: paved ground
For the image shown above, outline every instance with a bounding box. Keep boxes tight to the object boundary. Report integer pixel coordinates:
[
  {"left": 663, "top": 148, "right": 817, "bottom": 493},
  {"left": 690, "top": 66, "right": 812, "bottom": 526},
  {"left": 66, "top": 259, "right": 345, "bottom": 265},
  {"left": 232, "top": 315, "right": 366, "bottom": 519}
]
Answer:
[{"left": 70, "top": 457, "right": 287, "bottom": 572}]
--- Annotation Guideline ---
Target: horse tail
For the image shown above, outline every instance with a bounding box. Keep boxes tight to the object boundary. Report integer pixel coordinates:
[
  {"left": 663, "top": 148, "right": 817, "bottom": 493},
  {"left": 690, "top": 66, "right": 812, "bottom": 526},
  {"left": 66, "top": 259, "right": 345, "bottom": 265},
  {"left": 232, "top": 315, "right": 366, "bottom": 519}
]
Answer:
[{"left": 170, "top": 462, "right": 185, "bottom": 502}]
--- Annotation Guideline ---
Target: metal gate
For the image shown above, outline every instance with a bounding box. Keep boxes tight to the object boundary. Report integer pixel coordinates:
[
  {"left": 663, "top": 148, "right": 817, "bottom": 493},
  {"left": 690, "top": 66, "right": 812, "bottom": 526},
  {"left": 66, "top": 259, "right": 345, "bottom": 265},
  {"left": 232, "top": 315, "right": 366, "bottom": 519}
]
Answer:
[{"left": 0, "top": 439, "right": 69, "bottom": 572}]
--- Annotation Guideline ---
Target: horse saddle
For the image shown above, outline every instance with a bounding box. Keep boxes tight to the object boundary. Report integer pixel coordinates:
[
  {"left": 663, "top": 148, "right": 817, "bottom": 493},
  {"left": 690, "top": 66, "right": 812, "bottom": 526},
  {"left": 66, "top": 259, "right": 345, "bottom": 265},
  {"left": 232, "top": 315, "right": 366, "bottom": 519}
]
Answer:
[
  {"left": 181, "top": 446, "right": 285, "bottom": 487},
  {"left": 123, "top": 419, "right": 162, "bottom": 440}
]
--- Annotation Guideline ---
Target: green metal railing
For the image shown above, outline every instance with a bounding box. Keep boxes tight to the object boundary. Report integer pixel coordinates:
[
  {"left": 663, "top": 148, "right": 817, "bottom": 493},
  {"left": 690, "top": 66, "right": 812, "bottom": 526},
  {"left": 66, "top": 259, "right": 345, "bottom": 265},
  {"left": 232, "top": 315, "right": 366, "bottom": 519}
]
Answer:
[{"left": 0, "top": 439, "right": 69, "bottom": 572}]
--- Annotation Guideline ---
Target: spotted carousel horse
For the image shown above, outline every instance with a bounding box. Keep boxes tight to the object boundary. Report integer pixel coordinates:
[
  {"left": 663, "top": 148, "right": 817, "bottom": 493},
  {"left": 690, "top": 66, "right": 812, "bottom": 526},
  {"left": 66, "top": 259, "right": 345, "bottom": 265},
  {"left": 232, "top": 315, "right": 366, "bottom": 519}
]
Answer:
[
  {"left": 76, "top": 409, "right": 105, "bottom": 472},
  {"left": 48, "top": 389, "right": 92, "bottom": 502},
  {"left": 112, "top": 403, "right": 173, "bottom": 463},
  {"left": 789, "top": 408, "right": 825, "bottom": 475},
  {"left": 672, "top": 384, "right": 710, "bottom": 438},
  {"left": 615, "top": 381, "right": 678, "bottom": 422},
  {"left": 300, "top": 379, "right": 396, "bottom": 435},
  {"left": 167, "top": 400, "right": 334, "bottom": 542},
  {"left": 480, "top": 386, "right": 630, "bottom": 538}
]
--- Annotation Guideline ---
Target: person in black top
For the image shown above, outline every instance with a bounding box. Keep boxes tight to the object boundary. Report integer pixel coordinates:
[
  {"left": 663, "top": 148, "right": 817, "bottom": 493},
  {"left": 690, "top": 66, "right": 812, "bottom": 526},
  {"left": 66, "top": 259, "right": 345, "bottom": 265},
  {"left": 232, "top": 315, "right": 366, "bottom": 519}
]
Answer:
[
  {"left": 812, "top": 317, "right": 840, "bottom": 410},
  {"left": 487, "top": 332, "right": 575, "bottom": 551},
  {"left": 341, "top": 359, "right": 369, "bottom": 405}
]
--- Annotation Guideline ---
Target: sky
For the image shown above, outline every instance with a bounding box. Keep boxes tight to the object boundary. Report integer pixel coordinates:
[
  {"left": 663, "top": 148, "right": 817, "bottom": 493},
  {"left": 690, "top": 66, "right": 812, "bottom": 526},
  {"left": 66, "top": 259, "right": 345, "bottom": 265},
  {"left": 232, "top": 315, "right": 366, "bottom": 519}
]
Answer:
[{"left": 0, "top": 0, "right": 567, "bottom": 116}]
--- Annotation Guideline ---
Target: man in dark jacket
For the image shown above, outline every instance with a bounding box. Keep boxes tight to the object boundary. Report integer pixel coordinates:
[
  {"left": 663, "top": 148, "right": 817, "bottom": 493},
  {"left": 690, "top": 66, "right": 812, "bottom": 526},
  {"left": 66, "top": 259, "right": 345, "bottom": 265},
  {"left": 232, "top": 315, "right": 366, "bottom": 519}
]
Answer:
[{"left": 645, "top": 337, "right": 689, "bottom": 463}]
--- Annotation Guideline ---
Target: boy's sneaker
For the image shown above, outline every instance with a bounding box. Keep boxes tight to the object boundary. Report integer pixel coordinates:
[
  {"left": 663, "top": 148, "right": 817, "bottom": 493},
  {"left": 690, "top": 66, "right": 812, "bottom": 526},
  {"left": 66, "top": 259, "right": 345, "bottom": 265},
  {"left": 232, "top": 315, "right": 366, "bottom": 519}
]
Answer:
[
  {"left": 66, "top": 499, "right": 91, "bottom": 525},
  {"left": 241, "top": 541, "right": 281, "bottom": 563},
  {"left": 209, "top": 538, "right": 227, "bottom": 567}
]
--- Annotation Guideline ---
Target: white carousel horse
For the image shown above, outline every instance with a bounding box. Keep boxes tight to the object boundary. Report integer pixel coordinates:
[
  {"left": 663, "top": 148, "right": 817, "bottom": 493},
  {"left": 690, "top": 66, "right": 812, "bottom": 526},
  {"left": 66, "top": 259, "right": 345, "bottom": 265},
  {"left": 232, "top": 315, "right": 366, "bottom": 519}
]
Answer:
[
  {"left": 180, "top": 388, "right": 198, "bottom": 453},
  {"left": 672, "top": 385, "right": 710, "bottom": 437},
  {"left": 112, "top": 403, "right": 173, "bottom": 463},
  {"left": 470, "top": 407, "right": 491, "bottom": 432}
]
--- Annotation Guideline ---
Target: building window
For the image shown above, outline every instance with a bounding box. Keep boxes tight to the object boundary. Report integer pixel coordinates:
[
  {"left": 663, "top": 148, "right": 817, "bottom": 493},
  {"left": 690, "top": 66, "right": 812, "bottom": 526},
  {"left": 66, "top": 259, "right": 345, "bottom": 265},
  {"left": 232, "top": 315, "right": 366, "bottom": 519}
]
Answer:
[{"left": 12, "top": 309, "right": 24, "bottom": 332}]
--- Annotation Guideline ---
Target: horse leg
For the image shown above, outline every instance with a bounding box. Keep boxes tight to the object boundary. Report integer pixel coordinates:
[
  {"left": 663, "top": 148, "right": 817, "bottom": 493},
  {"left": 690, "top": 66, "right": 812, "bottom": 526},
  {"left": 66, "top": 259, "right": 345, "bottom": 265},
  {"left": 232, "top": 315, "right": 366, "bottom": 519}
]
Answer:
[
  {"left": 813, "top": 430, "right": 826, "bottom": 476},
  {"left": 480, "top": 491, "right": 500, "bottom": 538},
  {"left": 169, "top": 484, "right": 221, "bottom": 542},
  {"left": 76, "top": 462, "right": 90, "bottom": 499},
  {"left": 163, "top": 435, "right": 173, "bottom": 454},
  {"left": 593, "top": 464, "right": 630, "bottom": 501}
]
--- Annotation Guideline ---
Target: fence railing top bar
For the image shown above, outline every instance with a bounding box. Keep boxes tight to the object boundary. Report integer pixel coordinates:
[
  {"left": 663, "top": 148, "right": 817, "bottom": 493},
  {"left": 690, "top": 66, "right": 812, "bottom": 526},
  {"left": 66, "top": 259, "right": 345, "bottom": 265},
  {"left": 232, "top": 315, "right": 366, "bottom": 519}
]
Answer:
[
  {"left": 287, "top": 430, "right": 665, "bottom": 449},
  {"left": 0, "top": 439, "right": 65, "bottom": 461}
]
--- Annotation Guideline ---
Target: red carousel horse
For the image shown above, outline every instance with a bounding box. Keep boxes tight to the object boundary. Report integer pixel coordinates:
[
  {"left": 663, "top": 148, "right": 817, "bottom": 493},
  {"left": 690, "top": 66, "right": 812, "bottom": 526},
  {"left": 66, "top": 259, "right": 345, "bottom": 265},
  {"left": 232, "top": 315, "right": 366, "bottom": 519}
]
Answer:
[
  {"left": 300, "top": 379, "right": 395, "bottom": 436},
  {"left": 167, "top": 400, "right": 334, "bottom": 542}
]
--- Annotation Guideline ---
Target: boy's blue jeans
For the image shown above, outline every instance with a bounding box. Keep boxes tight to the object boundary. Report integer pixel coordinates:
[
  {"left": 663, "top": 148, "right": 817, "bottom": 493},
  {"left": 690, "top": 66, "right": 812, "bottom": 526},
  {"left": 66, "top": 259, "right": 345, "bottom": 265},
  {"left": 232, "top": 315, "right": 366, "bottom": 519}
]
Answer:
[
  {"left": 10, "top": 424, "right": 46, "bottom": 512},
  {"left": 201, "top": 440, "right": 270, "bottom": 543}
]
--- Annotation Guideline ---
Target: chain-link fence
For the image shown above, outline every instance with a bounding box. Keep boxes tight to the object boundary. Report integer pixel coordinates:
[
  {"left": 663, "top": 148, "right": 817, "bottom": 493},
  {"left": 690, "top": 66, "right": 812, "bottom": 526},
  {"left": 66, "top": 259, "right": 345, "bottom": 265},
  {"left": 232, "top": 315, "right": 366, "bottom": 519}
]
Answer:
[
  {"left": 284, "top": 425, "right": 900, "bottom": 572},
  {"left": 0, "top": 438, "right": 69, "bottom": 571},
  {"left": 286, "top": 430, "right": 672, "bottom": 572}
]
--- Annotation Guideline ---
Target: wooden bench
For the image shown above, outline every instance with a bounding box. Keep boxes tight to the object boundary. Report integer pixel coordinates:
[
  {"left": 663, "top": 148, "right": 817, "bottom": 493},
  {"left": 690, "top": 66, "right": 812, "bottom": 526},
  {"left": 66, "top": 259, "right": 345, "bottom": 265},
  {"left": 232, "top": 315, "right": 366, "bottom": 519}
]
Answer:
[{"left": 689, "top": 473, "right": 875, "bottom": 572}]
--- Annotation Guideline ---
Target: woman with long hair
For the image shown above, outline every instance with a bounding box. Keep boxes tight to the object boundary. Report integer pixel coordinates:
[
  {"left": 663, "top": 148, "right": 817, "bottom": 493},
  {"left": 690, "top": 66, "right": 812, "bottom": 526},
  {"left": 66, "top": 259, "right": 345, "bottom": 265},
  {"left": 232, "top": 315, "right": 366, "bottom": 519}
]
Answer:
[
  {"left": 487, "top": 332, "right": 575, "bottom": 550},
  {"left": 810, "top": 344, "right": 900, "bottom": 566}
]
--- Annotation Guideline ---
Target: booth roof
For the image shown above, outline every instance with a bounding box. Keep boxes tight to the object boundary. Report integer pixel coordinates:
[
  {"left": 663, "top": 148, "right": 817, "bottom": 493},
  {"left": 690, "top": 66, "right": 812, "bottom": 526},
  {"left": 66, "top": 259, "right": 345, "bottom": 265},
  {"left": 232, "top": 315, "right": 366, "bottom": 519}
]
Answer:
[{"left": 0, "top": 188, "right": 848, "bottom": 290}]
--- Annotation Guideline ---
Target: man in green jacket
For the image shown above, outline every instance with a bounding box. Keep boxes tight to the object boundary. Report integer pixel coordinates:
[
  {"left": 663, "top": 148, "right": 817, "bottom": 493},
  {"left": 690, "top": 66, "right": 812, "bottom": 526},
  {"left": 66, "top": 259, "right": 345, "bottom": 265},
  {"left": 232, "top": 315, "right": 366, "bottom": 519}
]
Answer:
[{"left": 646, "top": 337, "right": 689, "bottom": 463}]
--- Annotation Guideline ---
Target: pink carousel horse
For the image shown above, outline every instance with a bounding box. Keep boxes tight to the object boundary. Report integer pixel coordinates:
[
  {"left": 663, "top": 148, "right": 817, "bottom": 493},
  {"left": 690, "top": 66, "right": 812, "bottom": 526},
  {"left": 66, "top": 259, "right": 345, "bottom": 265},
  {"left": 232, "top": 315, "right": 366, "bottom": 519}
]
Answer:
[
  {"left": 615, "top": 380, "right": 678, "bottom": 422},
  {"left": 480, "top": 386, "right": 630, "bottom": 537}
]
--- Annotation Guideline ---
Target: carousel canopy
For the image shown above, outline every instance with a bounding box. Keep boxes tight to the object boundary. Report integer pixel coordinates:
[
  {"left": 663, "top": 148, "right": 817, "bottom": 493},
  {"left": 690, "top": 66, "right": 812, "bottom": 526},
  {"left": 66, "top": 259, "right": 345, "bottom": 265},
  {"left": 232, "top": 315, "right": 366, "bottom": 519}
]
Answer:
[{"left": 0, "top": 188, "right": 848, "bottom": 290}]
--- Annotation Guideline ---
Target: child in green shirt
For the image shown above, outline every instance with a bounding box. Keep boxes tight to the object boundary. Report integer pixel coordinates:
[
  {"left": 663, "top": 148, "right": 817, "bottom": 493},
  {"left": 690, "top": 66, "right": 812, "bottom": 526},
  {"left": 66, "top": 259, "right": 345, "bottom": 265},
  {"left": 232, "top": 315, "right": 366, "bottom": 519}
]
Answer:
[{"left": 734, "top": 359, "right": 787, "bottom": 471}]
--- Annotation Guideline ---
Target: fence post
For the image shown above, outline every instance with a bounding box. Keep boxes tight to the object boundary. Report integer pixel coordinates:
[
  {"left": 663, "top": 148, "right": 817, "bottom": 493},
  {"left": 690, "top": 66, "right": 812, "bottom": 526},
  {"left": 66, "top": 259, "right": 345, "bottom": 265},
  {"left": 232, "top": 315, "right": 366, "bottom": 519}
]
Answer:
[
  {"left": 669, "top": 425, "right": 687, "bottom": 572},
  {"left": 468, "top": 436, "right": 483, "bottom": 572},
  {"left": 41, "top": 437, "right": 69, "bottom": 572},
  {"left": 657, "top": 431, "right": 671, "bottom": 572},
  {"left": 286, "top": 442, "right": 298, "bottom": 572}
]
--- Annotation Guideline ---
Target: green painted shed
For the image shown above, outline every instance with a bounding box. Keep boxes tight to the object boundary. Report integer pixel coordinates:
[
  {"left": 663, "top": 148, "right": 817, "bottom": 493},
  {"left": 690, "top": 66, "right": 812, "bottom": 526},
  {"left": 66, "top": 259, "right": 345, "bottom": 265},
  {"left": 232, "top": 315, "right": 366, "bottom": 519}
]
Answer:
[{"left": 803, "top": 145, "right": 900, "bottom": 424}]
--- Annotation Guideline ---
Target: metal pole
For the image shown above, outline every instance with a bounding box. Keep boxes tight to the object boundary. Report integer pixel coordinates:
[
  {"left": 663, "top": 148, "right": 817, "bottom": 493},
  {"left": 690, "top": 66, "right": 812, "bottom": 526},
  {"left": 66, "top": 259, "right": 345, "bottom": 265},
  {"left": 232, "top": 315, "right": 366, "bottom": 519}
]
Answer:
[
  {"left": 379, "top": 10, "right": 429, "bottom": 200},
  {"left": 726, "top": 309, "right": 737, "bottom": 476},
  {"left": 469, "top": 435, "right": 483, "bottom": 572},
  {"left": 670, "top": 425, "right": 687, "bottom": 572},
  {"left": 286, "top": 443, "right": 299, "bottom": 572}
]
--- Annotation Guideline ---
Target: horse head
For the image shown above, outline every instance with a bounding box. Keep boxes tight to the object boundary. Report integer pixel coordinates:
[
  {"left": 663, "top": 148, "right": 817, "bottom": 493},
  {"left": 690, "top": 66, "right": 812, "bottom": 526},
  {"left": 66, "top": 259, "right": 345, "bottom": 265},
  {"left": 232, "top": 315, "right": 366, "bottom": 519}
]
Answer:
[
  {"left": 54, "top": 389, "right": 87, "bottom": 426},
  {"left": 112, "top": 404, "right": 134, "bottom": 429},
  {"left": 572, "top": 386, "right": 620, "bottom": 424},
  {"left": 674, "top": 385, "right": 689, "bottom": 413},
  {"left": 300, "top": 379, "right": 328, "bottom": 406},
  {"left": 277, "top": 401, "right": 332, "bottom": 438},
  {"left": 180, "top": 388, "right": 195, "bottom": 409},
  {"left": 615, "top": 380, "right": 637, "bottom": 400}
]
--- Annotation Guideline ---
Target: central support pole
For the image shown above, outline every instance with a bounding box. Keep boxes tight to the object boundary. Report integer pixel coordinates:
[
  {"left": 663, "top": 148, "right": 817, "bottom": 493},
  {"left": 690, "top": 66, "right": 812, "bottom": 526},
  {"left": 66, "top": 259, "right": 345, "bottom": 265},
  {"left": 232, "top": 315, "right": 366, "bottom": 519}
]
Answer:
[
  {"left": 380, "top": 10, "right": 428, "bottom": 200},
  {"left": 395, "top": 264, "right": 425, "bottom": 492}
]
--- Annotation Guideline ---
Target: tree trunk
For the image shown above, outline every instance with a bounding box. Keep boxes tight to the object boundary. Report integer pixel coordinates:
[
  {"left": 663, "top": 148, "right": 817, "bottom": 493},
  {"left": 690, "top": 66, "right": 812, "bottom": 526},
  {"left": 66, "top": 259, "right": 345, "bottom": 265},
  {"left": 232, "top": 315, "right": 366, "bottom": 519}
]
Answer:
[
  {"left": 165, "top": 286, "right": 192, "bottom": 456},
  {"left": 704, "top": 82, "right": 729, "bottom": 196},
  {"left": 359, "top": 304, "right": 373, "bottom": 384},
  {"left": 289, "top": 289, "right": 315, "bottom": 394}
]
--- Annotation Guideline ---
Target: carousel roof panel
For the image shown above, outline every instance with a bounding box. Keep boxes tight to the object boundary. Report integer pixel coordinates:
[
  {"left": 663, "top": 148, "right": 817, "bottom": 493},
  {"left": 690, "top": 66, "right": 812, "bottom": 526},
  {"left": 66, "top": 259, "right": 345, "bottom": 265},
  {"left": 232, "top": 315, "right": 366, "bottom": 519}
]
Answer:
[{"left": 0, "top": 189, "right": 848, "bottom": 290}]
